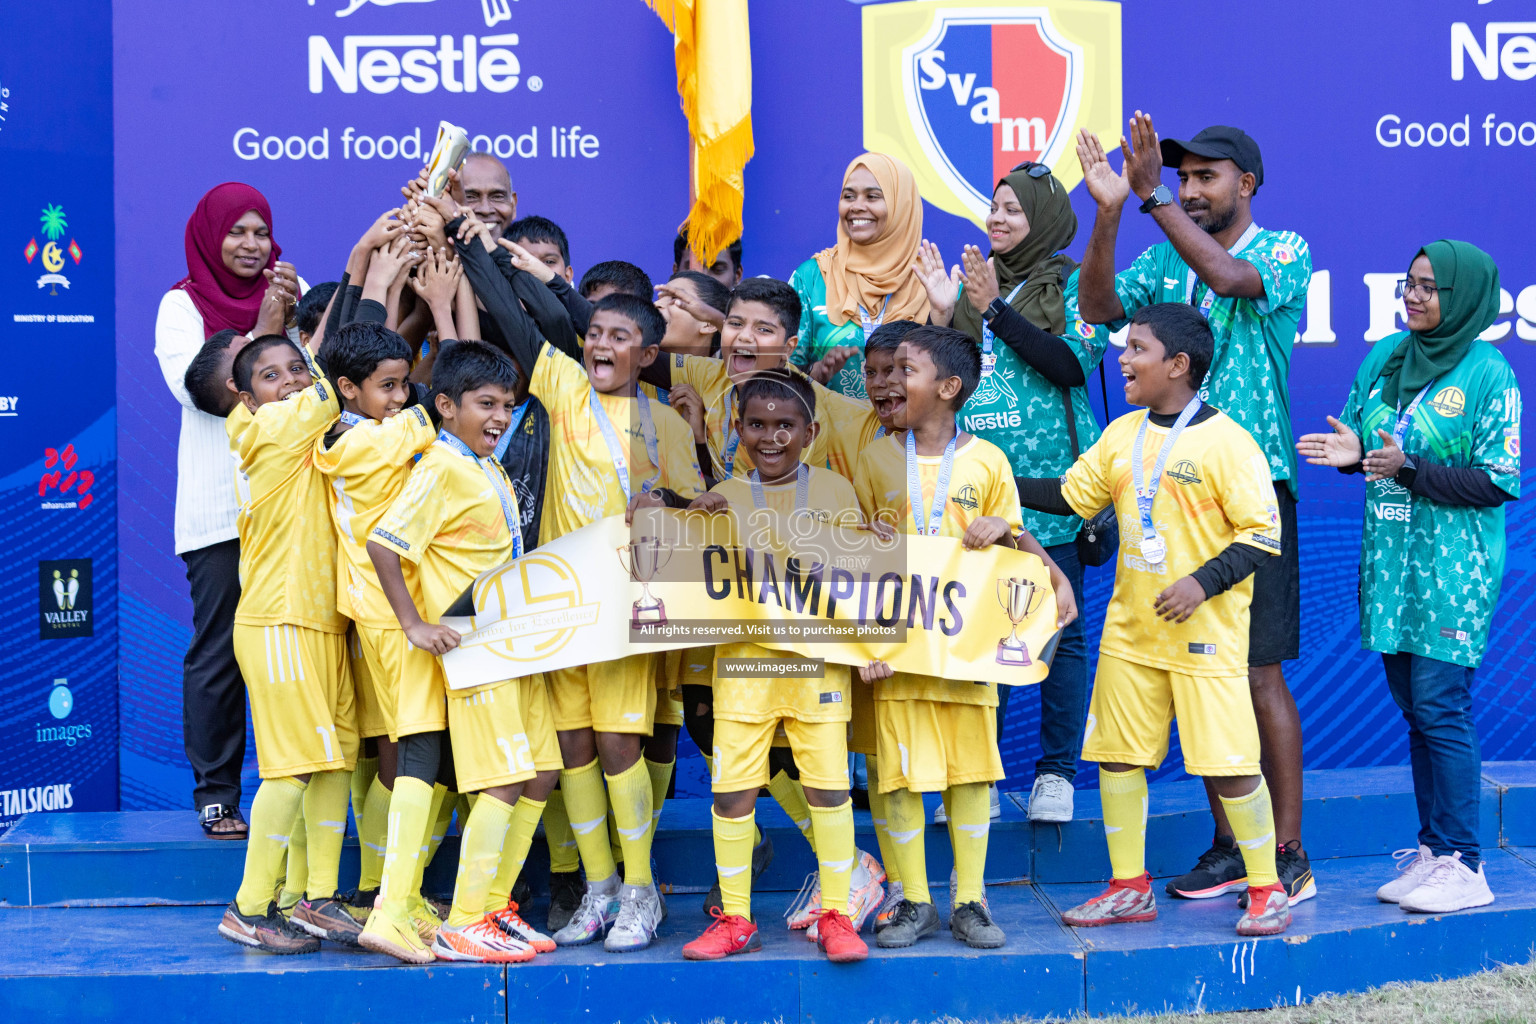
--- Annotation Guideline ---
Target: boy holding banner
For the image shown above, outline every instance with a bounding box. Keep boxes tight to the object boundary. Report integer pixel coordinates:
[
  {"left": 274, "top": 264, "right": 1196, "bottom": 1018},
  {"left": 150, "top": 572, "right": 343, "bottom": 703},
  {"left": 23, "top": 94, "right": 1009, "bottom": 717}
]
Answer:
[
  {"left": 1016, "top": 303, "right": 1291, "bottom": 936},
  {"left": 853, "top": 325, "right": 1074, "bottom": 950},
  {"left": 680, "top": 370, "right": 885, "bottom": 964}
]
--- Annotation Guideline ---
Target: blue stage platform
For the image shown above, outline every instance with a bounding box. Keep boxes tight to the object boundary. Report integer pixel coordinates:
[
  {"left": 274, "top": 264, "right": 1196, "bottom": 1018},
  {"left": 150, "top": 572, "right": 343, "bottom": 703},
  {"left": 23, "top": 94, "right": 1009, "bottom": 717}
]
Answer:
[{"left": 2, "top": 764, "right": 1534, "bottom": 1022}]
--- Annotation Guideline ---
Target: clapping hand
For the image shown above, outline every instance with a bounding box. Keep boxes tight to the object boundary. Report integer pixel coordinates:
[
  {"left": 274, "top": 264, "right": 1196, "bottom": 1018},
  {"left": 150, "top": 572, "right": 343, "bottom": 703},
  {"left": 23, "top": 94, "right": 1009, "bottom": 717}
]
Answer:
[
  {"left": 1363, "top": 429, "right": 1408, "bottom": 482},
  {"left": 1076, "top": 128, "right": 1131, "bottom": 210},
  {"left": 1121, "top": 110, "right": 1165, "bottom": 202},
  {"left": 958, "top": 245, "right": 1000, "bottom": 313},
  {"left": 257, "top": 260, "right": 299, "bottom": 334},
  {"left": 911, "top": 240, "right": 958, "bottom": 326},
  {"left": 1297, "top": 416, "right": 1365, "bottom": 468}
]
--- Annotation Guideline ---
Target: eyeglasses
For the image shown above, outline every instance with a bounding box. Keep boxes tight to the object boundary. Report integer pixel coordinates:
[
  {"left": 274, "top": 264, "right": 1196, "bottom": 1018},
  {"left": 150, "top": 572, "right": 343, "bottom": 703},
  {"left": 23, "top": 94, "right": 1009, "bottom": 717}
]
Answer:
[
  {"left": 1010, "top": 161, "right": 1053, "bottom": 178},
  {"left": 1395, "top": 277, "right": 1451, "bottom": 300}
]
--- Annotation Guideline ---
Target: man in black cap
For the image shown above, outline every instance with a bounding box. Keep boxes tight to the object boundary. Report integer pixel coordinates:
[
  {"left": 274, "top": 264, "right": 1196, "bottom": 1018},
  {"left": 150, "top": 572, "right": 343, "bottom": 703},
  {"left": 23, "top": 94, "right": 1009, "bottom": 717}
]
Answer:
[{"left": 1073, "top": 112, "right": 1316, "bottom": 908}]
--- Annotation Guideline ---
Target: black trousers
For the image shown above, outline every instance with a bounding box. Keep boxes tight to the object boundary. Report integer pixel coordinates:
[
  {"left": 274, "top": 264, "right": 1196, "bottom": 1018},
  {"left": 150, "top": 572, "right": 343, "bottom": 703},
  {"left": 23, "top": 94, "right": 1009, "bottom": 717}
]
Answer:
[{"left": 181, "top": 539, "right": 246, "bottom": 811}]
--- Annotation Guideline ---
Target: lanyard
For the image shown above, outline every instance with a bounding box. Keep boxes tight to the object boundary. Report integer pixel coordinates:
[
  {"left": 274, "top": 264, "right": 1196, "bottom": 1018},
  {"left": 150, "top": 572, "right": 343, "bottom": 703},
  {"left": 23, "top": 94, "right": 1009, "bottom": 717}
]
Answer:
[
  {"left": 435, "top": 429, "right": 523, "bottom": 560},
  {"left": 857, "top": 295, "right": 891, "bottom": 341},
  {"left": 338, "top": 410, "right": 368, "bottom": 428},
  {"left": 1184, "top": 222, "right": 1263, "bottom": 318},
  {"left": 492, "top": 399, "right": 531, "bottom": 462},
  {"left": 905, "top": 429, "right": 957, "bottom": 537},
  {"left": 1390, "top": 379, "right": 1436, "bottom": 445},
  {"left": 722, "top": 388, "right": 743, "bottom": 476},
  {"left": 874, "top": 425, "right": 886, "bottom": 440},
  {"left": 979, "top": 282, "right": 1028, "bottom": 373},
  {"left": 749, "top": 464, "right": 810, "bottom": 513},
  {"left": 1131, "top": 395, "right": 1202, "bottom": 560},
  {"left": 590, "top": 389, "right": 660, "bottom": 503}
]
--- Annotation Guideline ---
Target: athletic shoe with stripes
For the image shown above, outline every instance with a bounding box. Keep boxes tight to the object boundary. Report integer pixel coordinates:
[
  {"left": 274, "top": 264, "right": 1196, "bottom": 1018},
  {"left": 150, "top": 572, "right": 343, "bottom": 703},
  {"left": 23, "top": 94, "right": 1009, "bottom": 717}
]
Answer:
[
  {"left": 409, "top": 894, "right": 443, "bottom": 945},
  {"left": 219, "top": 901, "right": 320, "bottom": 955},
  {"left": 432, "top": 916, "right": 536, "bottom": 963},
  {"left": 1165, "top": 836, "right": 1247, "bottom": 900},
  {"left": 292, "top": 895, "right": 364, "bottom": 946},
  {"left": 1061, "top": 874, "right": 1158, "bottom": 927},
  {"left": 490, "top": 899, "right": 555, "bottom": 953},
  {"left": 1236, "top": 883, "right": 1291, "bottom": 936}
]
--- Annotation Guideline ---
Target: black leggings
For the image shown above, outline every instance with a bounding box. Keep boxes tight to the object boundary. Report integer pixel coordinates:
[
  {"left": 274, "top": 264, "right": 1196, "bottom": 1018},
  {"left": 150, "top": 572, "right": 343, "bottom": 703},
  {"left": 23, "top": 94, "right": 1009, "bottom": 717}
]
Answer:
[
  {"left": 396, "top": 730, "right": 457, "bottom": 790},
  {"left": 681, "top": 683, "right": 799, "bottom": 781}
]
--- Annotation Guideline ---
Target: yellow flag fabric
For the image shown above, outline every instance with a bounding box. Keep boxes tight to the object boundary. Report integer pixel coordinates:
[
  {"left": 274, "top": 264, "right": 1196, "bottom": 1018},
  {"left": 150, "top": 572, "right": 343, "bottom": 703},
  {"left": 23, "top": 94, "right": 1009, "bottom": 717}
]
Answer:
[
  {"left": 441, "top": 510, "right": 1060, "bottom": 690},
  {"left": 644, "top": 0, "right": 754, "bottom": 265}
]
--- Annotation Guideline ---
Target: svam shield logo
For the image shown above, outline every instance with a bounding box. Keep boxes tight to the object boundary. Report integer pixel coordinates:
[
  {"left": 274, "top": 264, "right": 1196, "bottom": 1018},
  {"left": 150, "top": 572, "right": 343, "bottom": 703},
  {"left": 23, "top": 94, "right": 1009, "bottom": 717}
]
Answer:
[{"left": 863, "top": 1, "right": 1122, "bottom": 226}]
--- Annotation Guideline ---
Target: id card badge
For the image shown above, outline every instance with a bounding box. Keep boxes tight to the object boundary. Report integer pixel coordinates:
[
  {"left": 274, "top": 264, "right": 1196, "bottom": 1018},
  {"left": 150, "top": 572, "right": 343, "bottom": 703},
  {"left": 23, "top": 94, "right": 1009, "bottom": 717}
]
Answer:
[{"left": 980, "top": 350, "right": 997, "bottom": 377}]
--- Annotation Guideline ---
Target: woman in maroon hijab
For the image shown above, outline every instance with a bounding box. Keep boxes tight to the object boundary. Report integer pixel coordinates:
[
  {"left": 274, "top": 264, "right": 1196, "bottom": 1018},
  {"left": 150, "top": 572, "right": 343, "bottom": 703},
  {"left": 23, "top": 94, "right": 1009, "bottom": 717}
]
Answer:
[{"left": 154, "top": 182, "right": 304, "bottom": 837}]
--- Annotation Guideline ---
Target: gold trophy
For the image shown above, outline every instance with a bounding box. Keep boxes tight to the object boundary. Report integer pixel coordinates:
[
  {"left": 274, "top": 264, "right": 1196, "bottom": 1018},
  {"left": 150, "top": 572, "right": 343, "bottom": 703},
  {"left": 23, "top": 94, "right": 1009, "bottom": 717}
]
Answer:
[
  {"left": 996, "top": 577, "right": 1045, "bottom": 666},
  {"left": 618, "top": 536, "right": 674, "bottom": 629},
  {"left": 424, "top": 121, "right": 471, "bottom": 198}
]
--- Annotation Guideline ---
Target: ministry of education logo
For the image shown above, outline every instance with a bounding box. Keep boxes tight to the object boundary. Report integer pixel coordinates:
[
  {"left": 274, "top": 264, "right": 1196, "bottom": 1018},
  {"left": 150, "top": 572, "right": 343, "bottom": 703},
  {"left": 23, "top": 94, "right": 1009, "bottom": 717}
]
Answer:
[
  {"left": 861, "top": 0, "right": 1123, "bottom": 226},
  {"left": 23, "top": 204, "right": 82, "bottom": 296}
]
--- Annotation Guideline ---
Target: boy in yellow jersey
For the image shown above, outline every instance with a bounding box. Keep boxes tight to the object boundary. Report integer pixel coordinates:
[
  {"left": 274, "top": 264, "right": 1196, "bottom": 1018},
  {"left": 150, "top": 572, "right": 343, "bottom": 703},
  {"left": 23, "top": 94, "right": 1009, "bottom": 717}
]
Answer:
[
  {"left": 217, "top": 335, "right": 359, "bottom": 955},
  {"left": 1016, "top": 304, "right": 1290, "bottom": 937},
  {"left": 853, "top": 325, "right": 1076, "bottom": 951},
  {"left": 312, "top": 321, "right": 439, "bottom": 935},
  {"left": 365, "top": 340, "right": 563, "bottom": 964},
  {"left": 678, "top": 371, "right": 885, "bottom": 964},
  {"left": 495, "top": 291, "right": 706, "bottom": 952}
]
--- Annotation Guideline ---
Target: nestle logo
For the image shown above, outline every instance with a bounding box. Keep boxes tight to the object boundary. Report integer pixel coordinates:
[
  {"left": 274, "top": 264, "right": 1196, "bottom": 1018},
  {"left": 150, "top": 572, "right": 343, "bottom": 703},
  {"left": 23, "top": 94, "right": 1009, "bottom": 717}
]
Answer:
[
  {"left": 1451, "top": 22, "right": 1536, "bottom": 81},
  {"left": 309, "top": 33, "right": 523, "bottom": 94}
]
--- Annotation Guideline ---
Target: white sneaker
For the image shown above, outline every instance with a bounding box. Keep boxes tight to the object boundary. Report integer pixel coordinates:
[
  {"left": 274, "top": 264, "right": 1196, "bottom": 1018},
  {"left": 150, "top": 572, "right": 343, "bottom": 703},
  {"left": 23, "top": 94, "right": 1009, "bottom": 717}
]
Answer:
[
  {"left": 785, "top": 871, "right": 823, "bottom": 930},
  {"left": 604, "top": 882, "right": 663, "bottom": 952},
  {"left": 1028, "top": 773, "right": 1074, "bottom": 823},
  {"left": 990, "top": 783, "right": 1001, "bottom": 819},
  {"left": 1398, "top": 852, "right": 1494, "bottom": 914},
  {"left": 933, "top": 799, "right": 947, "bottom": 825},
  {"left": 804, "top": 849, "right": 887, "bottom": 940},
  {"left": 552, "top": 879, "right": 620, "bottom": 946},
  {"left": 1376, "top": 845, "right": 1437, "bottom": 903}
]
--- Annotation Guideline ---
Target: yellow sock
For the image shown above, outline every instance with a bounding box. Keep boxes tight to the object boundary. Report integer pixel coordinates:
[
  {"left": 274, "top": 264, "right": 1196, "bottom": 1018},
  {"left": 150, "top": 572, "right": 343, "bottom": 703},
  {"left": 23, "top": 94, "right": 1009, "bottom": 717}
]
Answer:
[
  {"left": 543, "top": 788, "right": 580, "bottom": 874},
  {"left": 608, "top": 795, "right": 624, "bottom": 869},
  {"left": 605, "top": 760, "right": 656, "bottom": 887},
  {"left": 486, "top": 797, "right": 546, "bottom": 913},
  {"left": 561, "top": 759, "right": 618, "bottom": 884},
  {"left": 944, "top": 783, "right": 990, "bottom": 905},
  {"left": 277, "top": 803, "right": 307, "bottom": 911},
  {"left": 885, "top": 788, "right": 930, "bottom": 905},
  {"left": 302, "top": 769, "right": 352, "bottom": 899},
  {"left": 767, "top": 770, "right": 815, "bottom": 854},
  {"left": 713, "top": 809, "right": 756, "bottom": 918},
  {"left": 380, "top": 776, "right": 435, "bottom": 918},
  {"left": 235, "top": 777, "right": 307, "bottom": 917},
  {"left": 447, "top": 793, "right": 515, "bottom": 927},
  {"left": 645, "top": 757, "right": 674, "bottom": 834},
  {"left": 411, "top": 783, "right": 449, "bottom": 898},
  {"left": 866, "top": 756, "right": 900, "bottom": 885},
  {"left": 351, "top": 755, "right": 379, "bottom": 834},
  {"left": 356, "top": 774, "right": 391, "bottom": 892},
  {"left": 1100, "top": 767, "right": 1149, "bottom": 881},
  {"left": 425, "top": 790, "right": 459, "bottom": 867},
  {"left": 808, "top": 800, "right": 855, "bottom": 914},
  {"left": 1220, "top": 779, "right": 1278, "bottom": 888}
]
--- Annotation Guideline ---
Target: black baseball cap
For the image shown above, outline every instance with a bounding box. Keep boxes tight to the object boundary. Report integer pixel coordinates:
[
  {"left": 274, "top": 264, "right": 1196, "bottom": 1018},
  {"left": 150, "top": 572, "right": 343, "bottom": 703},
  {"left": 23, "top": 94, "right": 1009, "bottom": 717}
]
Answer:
[{"left": 1160, "top": 126, "right": 1264, "bottom": 189}]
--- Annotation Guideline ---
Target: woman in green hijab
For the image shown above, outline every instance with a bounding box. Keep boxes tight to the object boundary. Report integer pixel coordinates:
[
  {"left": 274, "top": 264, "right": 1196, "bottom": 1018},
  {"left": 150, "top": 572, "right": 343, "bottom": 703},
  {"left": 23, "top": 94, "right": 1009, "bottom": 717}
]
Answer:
[
  {"left": 1298, "top": 239, "right": 1520, "bottom": 916},
  {"left": 913, "top": 162, "right": 1110, "bottom": 827}
]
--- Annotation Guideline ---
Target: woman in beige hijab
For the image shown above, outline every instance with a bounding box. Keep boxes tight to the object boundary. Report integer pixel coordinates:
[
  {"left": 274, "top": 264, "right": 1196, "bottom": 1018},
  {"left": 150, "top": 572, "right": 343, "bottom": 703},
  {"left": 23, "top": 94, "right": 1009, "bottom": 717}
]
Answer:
[{"left": 788, "top": 153, "right": 930, "bottom": 399}]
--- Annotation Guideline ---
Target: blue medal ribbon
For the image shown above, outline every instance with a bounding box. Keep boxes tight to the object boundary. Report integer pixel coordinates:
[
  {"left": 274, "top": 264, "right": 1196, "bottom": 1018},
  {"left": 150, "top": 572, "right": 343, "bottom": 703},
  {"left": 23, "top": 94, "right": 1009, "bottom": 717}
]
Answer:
[
  {"left": 749, "top": 463, "right": 810, "bottom": 514},
  {"left": 589, "top": 389, "right": 660, "bottom": 503},
  {"left": 492, "top": 399, "right": 531, "bottom": 462},
  {"left": 435, "top": 429, "right": 523, "bottom": 560},
  {"left": 905, "top": 429, "right": 957, "bottom": 537}
]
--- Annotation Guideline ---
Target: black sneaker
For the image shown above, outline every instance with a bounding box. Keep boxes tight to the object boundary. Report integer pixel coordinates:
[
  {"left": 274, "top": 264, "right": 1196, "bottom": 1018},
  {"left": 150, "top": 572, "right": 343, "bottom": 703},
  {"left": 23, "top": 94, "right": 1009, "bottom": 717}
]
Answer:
[
  {"left": 291, "top": 895, "right": 364, "bottom": 946},
  {"left": 1166, "top": 835, "right": 1248, "bottom": 900},
  {"left": 511, "top": 867, "right": 533, "bottom": 910},
  {"left": 547, "top": 870, "right": 586, "bottom": 934},
  {"left": 219, "top": 901, "right": 321, "bottom": 954},
  {"left": 1239, "top": 841, "right": 1317, "bottom": 909},
  {"left": 875, "top": 899, "right": 941, "bottom": 948},
  {"left": 704, "top": 831, "right": 774, "bottom": 916},
  {"left": 950, "top": 901, "right": 1005, "bottom": 949}
]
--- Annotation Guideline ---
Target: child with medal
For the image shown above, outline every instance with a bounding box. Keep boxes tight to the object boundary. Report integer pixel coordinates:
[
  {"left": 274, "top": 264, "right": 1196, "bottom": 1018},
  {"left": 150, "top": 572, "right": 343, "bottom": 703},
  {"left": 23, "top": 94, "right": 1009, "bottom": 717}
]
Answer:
[{"left": 1015, "top": 303, "right": 1292, "bottom": 937}]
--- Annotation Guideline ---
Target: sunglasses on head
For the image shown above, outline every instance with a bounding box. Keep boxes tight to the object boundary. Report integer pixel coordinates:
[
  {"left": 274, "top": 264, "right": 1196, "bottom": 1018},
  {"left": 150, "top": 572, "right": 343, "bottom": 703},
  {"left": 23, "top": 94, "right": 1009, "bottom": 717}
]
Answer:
[{"left": 1010, "top": 161, "right": 1052, "bottom": 178}]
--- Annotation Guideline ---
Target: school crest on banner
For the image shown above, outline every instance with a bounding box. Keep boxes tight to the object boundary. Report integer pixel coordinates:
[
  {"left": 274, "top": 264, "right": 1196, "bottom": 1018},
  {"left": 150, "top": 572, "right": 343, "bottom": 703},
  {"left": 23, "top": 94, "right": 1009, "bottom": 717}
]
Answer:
[{"left": 862, "top": 0, "right": 1122, "bottom": 226}]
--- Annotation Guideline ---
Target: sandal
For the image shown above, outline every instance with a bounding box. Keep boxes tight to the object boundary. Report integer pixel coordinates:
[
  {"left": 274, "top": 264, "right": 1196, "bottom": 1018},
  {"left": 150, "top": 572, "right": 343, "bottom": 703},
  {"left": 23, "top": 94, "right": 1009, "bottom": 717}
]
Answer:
[{"left": 200, "top": 803, "right": 249, "bottom": 840}]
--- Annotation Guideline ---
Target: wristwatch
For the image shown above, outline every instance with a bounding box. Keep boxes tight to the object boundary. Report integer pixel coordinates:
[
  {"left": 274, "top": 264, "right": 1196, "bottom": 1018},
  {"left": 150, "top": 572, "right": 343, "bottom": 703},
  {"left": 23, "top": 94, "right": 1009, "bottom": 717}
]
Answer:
[
  {"left": 1138, "top": 184, "right": 1174, "bottom": 213},
  {"left": 982, "top": 296, "right": 1010, "bottom": 323}
]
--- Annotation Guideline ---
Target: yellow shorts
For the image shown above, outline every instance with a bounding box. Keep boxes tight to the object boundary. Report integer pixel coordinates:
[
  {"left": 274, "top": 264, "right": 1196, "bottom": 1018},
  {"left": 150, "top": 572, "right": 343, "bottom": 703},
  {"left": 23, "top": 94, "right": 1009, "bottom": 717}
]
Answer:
[
  {"left": 680, "top": 646, "right": 715, "bottom": 689},
  {"left": 550, "top": 653, "right": 657, "bottom": 734},
  {"left": 713, "top": 717, "right": 849, "bottom": 793},
  {"left": 653, "top": 651, "right": 684, "bottom": 727},
  {"left": 448, "top": 675, "right": 562, "bottom": 793},
  {"left": 347, "top": 627, "right": 389, "bottom": 740},
  {"left": 358, "top": 624, "right": 444, "bottom": 739},
  {"left": 875, "top": 699, "right": 1002, "bottom": 793},
  {"left": 234, "top": 623, "right": 358, "bottom": 779},
  {"left": 1083, "top": 655, "right": 1261, "bottom": 776},
  {"left": 848, "top": 680, "right": 877, "bottom": 756}
]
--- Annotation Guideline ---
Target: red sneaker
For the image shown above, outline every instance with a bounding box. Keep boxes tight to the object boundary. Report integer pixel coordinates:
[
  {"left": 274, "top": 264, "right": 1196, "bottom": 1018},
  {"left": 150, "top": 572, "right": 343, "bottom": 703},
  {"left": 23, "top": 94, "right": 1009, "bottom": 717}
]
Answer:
[
  {"left": 1061, "top": 873, "right": 1157, "bottom": 927},
  {"left": 681, "top": 908, "right": 761, "bottom": 961},
  {"left": 813, "top": 909, "right": 869, "bottom": 963}
]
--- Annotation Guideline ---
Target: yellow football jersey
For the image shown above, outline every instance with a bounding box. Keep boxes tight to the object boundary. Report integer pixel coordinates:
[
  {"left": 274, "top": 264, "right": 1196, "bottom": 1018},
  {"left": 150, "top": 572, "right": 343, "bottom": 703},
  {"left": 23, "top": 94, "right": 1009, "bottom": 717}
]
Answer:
[
  {"left": 710, "top": 466, "right": 861, "bottom": 723},
  {"left": 667, "top": 354, "right": 880, "bottom": 481},
  {"left": 313, "top": 405, "right": 437, "bottom": 629},
  {"left": 231, "top": 378, "right": 345, "bottom": 633},
  {"left": 1059, "top": 409, "right": 1280, "bottom": 676},
  {"left": 853, "top": 433, "right": 1024, "bottom": 706},
  {"left": 532, "top": 343, "right": 705, "bottom": 543},
  {"left": 370, "top": 436, "right": 521, "bottom": 623}
]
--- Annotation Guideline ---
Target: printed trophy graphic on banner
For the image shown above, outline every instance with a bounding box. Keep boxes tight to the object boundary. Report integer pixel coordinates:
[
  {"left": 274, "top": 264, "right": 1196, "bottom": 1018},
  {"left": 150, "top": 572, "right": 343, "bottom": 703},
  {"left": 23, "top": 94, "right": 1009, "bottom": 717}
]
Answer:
[
  {"left": 424, "top": 121, "right": 470, "bottom": 198},
  {"left": 618, "top": 535, "right": 674, "bottom": 629},
  {"left": 995, "top": 576, "right": 1045, "bottom": 666}
]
